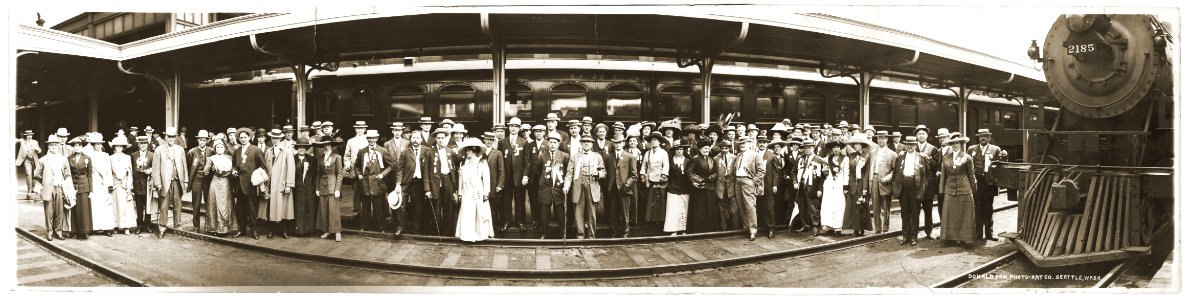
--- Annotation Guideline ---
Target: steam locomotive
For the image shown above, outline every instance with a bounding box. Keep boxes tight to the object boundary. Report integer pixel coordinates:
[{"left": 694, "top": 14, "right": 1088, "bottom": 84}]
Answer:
[{"left": 999, "top": 14, "right": 1174, "bottom": 267}]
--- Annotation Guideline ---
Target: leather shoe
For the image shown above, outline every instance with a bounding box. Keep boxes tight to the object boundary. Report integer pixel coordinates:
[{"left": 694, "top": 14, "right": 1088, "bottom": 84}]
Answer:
[
  {"left": 393, "top": 229, "right": 403, "bottom": 238},
  {"left": 748, "top": 232, "right": 756, "bottom": 241},
  {"left": 106, "top": 231, "right": 113, "bottom": 237},
  {"left": 923, "top": 236, "right": 935, "bottom": 240},
  {"left": 768, "top": 231, "right": 775, "bottom": 239},
  {"left": 251, "top": 231, "right": 260, "bottom": 240},
  {"left": 909, "top": 239, "right": 917, "bottom": 245},
  {"left": 985, "top": 236, "right": 998, "bottom": 241},
  {"left": 47, "top": 234, "right": 53, "bottom": 241},
  {"left": 900, "top": 239, "right": 908, "bottom": 245},
  {"left": 281, "top": 232, "right": 289, "bottom": 239}
]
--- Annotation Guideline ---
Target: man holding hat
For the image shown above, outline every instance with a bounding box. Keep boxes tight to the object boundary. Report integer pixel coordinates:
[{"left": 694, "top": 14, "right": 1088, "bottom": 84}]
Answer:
[
  {"left": 532, "top": 132, "right": 571, "bottom": 239},
  {"left": 233, "top": 127, "right": 268, "bottom": 239},
  {"left": 425, "top": 127, "right": 460, "bottom": 235},
  {"left": 393, "top": 128, "right": 428, "bottom": 235},
  {"left": 187, "top": 130, "right": 215, "bottom": 231},
  {"left": 17, "top": 130, "right": 41, "bottom": 199},
  {"left": 869, "top": 130, "right": 898, "bottom": 233},
  {"left": 354, "top": 129, "right": 393, "bottom": 234},
  {"left": 36, "top": 135, "right": 72, "bottom": 240},
  {"left": 151, "top": 127, "right": 189, "bottom": 238},
  {"left": 967, "top": 129, "right": 1007, "bottom": 241},
  {"left": 886, "top": 136, "right": 929, "bottom": 245}
]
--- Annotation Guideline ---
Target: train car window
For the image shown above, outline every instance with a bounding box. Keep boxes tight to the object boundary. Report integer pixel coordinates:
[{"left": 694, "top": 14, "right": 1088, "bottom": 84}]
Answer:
[
  {"left": 505, "top": 83, "right": 533, "bottom": 119},
  {"left": 797, "top": 92, "right": 825, "bottom": 122},
  {"left": 352, "top": 88, "right": 372, "bottom": 115},
  {"left": 550, "top": 83, "right": 589, "bottom": 119},
  {"left": 389, "top": 86, "right": 425, "bottom": 121},
  {"left": 658, "top": 86, "right": 695, "bottom": 120},
  {"left": 710, "top": 87, "right": 741, "bottom": 115},
  {"left": 896, "top": 100, "right": 918, "bottom": 126},
  {"left": 1003, "top": 111, "right": 1019, "bottom": 129},
  {"left": 756, "top": 90, "right": 784, "bottom": 120},
  {"left": 317, "top": 90, "right": 338, "bottom": 116},
  {"left": 439, "top": 84, "right": 476, "bottom": 119},
  {"left": 836, "top": 96, "right": 858, "bottom": 122},
  {"left": 605, "top": 84, "right": 642, "bottom": 121},
  {"left": 979, "top": 108, "right": 990, "bottom": 124},
  {"left": 993, "top": 110, "right": 1002, "bottom": 125},
  {"left": 870, "top": 97, "right": 891, "bottom": 125},
  {"left": 945, "top": 102, "right": 960, "bottom": 130}
]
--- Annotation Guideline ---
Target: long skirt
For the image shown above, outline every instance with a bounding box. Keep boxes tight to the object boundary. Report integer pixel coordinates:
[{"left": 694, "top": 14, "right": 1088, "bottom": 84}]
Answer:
[
  {"left": 688, "top": 189, "right": 719, "bottom": 233},
  {"left": 90, "top": 190, "right": 116, "bottom": 231},
  {"left": 207, "top": 176, "right": 235, "bottom": 234},
  {"left": 294, "top": 188, "right": 318, "bottom": 235},
  {"left": 645, "top": 186, "right": 667, "bottom": 222},
  {"left": 663, "top": 192, "right": 690, "bottom": 232},
  {"left": 316, "top": 194, "right": 342, "bottom": 233},
  {"left": 70, "top": 192, "right": 93, "bottom": 234},
  {"left": 842, "top": 192, "right": 872, "bottom": 231},
  {"left": 112, "top": 182, "right": 138, "bottom": 229},
  {"left": 940, "top": 193, "right": 979, "bottom": 241},
  {"left": 455, "top": 193, "right": 495, "bottom": 242},
  {"left": 819, "top": 177, "right": 846, "bottom": 229}
]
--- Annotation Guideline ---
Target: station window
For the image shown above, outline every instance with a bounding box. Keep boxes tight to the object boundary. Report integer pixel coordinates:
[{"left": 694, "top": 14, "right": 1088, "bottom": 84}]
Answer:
[
  {"left": 389, "top": 86, "right": 425, "bottom": 121},
  {"left": 352, "top": 87, "right": 373, "bottom": 115},
  {"left": 505, "top": 83, "right": 533, "bottom": 119},
  {"left": 549, "top": 83, "right": 588, "bottom": 119},
  {"left": 605, "top": 84, "right": 643, "bottom": 121},
  {"left": 438, "top": 84, "right": 476, "bottom": 119},
  {"left": 797, "top": 91, "right": 825, "bottom": 122},
  {"left": 836, "top": 96, "right": 859, "bottom": 123},
  {"left": 658, "top": 85, "right": 695, "bottom": 120},
  {"left": 897, "top": 100, "right": 918, "bottom": 127},
  {"left": 756, "top": 90, "right": 784, "bottom": 120},
  {"left": 870, "top": 97, "right": 891, "bottom": 125},
  {"left": 710, "top": 87, "right": 742, "bottom": 116}
]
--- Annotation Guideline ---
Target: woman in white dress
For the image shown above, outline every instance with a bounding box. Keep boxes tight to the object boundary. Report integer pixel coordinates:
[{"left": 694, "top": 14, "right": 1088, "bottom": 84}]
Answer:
[
  {"left": 455, "top": 138, "right": 494, "bottom": 242},
  {"left": 818, "top": 141, "right": 849, "bottom": 235},
  {"left": 206, "top": 136, "right": 236, "bottom": 235},
  {"left": 87, "top": 133, "right": 117, "bottom": 236},
  {"left": 109, "top": 134, "right": 137, "bottom": 234}
]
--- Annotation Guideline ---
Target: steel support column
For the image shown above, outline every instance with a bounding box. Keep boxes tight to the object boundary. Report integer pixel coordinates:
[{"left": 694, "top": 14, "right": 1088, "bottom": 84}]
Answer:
[
  {"left": 699, "top": 57, "right": 714, "bottom": 124},
  {"left": 292, "top": 64, "right": 308, "bottom": 128},
  {"left": 857, "top": 71, "right": 874, "bottom": 130},
  {"left": 958, "top": 86, "right": 970, "bottom": 135},
  {"left": 492, "top": 40, "right": 506, "bottom": 125},
  {"left": 166, "top": 71, "right": 181, "bottom": 128},
  {"left": 87, "top": 78, "right": 98, "bottom": 132},
  {"left": 13, "top": 51, "right": 39, "bottom": 136}
]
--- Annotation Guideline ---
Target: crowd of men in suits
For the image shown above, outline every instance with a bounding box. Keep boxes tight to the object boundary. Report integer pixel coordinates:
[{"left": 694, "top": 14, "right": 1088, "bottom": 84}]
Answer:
[{"left": 19, "top": 113, "right": 1008, "bottom": 244}]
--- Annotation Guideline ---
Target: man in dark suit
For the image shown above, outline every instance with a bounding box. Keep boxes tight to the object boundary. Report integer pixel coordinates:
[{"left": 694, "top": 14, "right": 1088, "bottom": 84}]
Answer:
[
  {"left": 233, "top": 128, "right": 268, "bottom": 239},
  {"left": 911, "top": 125, "right": 939, "bottom": 239},
  {"left": 606, "top": 135, "right": 636, "bottom": 238},
  {"left": 532, "top": 132, "right": 571, "bottom": 239},
  {"left": 886, "top": 136, "right": 929, "bottom": 245},
  {"left": 355, "top": 130, "right": 394, "bottom": 232},
  {"left": 523, "top": 125, "right": 546, "bottom": 229},
  {"left": 498, "top": 120, "right": 529, "bottom": 231},
  {"left": 968, "top": 129, "right": 1007, "bottom": 241},
  {"left": 791, "top": 139, "right": 821, "bottom": 233},
  {"left": 423, "top": 128, "right": 459, "bottom": 236},
  {"left": 481, "top": 132, "right": 507, "bottom": 231},
  {"left": 187, "top": 130, "right": 214, "bottom": 231},
  {"left": 131, "top": 136, "right": 154, "bottom": 234},
  {"left": 761, "top": 139, "right": 787, "bottom": 239},
  {"left": 394, "top": 130, "right": 429, "bottom": 236}
]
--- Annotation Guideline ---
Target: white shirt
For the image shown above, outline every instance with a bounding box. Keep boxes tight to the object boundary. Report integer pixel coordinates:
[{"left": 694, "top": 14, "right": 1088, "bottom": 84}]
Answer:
[{"left": 902, "top": 152, "right": 918, "bottom": 176}]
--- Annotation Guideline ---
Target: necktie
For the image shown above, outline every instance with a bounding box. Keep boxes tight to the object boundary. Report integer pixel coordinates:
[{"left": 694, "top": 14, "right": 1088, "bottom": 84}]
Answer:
[{"left": 414, "top": 148, "right": 421, "bottom": 178}]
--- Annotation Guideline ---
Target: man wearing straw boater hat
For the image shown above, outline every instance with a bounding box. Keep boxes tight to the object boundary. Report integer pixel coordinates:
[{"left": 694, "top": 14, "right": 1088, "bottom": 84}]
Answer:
[
  {"left": 187, "top": 130, "right": 215, "bottom": 231},
  {"left": 344, "top": 121, "right": 370, "bottom": 215},
  {"left": 533, "top": 131, "right": 571, "bottom": 239},
  {"left": 151, "top": 127, "right": 189, "bottom": 238},
  {"left": 354, "top": 129, "right": 394, "bottom": 233},
  {"left": 869, "top": 130, "right": 898, "bottom": 234},
  {"left": 499, "top": 118, "right": 530, "bottom": 231},
  {"left": 968, "top": 128, "right": 1007, "bottom": 241},
  {"left": 17, "top": 129, "right": 41, "bottom": 199},
  {"left": 888, "top": 135, "right": 928, "bottom": 245},
  {"left": 425, "top": 127, "right": 460, "bottom": 236},
  {"left": 36, "top": 135, "right": 73, "bottom": 240},
  {"left": 385, "top": 122, "right": 409, "bottom": 158}
]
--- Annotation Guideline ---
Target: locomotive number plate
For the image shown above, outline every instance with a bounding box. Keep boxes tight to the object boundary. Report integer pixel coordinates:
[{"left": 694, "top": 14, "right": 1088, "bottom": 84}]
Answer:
[{"left": 1065, "top": 43, "right": 1098, "bottom": 55}]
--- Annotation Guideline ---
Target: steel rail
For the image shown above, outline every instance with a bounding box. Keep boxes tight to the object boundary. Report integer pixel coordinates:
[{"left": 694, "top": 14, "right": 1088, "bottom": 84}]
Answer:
[
  {"left": 14, "top": 227, "right": 151, "bottom": 287},
  {"left": 930, "top": 250, "right": 1022, "bottom": 288}
]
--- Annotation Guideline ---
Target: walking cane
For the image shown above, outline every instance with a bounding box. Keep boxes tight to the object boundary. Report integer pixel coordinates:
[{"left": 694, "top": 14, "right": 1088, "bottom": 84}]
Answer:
[{"left": 427, "top": 191, "right": 441, "bottom": 236}]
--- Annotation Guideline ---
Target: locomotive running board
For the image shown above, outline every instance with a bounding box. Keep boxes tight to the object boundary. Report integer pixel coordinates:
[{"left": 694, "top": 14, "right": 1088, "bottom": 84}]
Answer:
[{"left": 1004, "top": 232, "right": 1148, "bottom": 268}]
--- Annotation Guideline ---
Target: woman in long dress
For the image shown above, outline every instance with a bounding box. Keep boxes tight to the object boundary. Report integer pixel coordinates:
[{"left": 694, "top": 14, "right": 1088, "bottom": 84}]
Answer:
[
  {"left": 205, "top": 137, "right": 236, "bottom": 235},
  {"left": 939, "top": 134, "right": 980, "bottom": 245},
  {"left": 818, "top": 142, "right": 849, "bottom": 235},
  {"left": 455, "top": 138, "right": 494, "bottom": 242},
  {"left": 663, "top": 145, "right": 693, "bottom": 235},
  {"left": 686, "top": 141, "right": 718, "bottom": 233},
  {"left": 842, "top": 137, "right": 874, "bottom": 236},
  {"left": 109, "top": 135, "right": 137, "bottom": 234},
  {"left": 315, "top": 137, "right": 344, "bottom": 241},
  {"left": 87, "top": 133, "right": 117, "bottom": 236}
]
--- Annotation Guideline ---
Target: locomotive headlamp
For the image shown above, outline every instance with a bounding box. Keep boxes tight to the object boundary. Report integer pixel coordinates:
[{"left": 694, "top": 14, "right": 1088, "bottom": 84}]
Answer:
[
  {"left": 1064, "top": 14, "right": 1102, "bottom": 32},
  {"left": 1027, "top": 40, "right": 1041, "bottom": 62},
  {"left": 1154, "top": 29, "right": 1168, "bottom": 48}
]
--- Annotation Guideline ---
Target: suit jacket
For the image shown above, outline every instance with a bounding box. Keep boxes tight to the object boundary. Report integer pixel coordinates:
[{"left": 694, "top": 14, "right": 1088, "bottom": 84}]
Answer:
[
  {"left": 384, "top": 138, "right": 409, "bottom": 163},
  {"left": 714, "top": 152, "right": 737, "bottom": 200},
  {"left": 665, "top": 156, "right": 693, "bottom": 195},
  {"left": 293, "top": 154, "right": 317, "bottom": 193},
  {"left": 501, "top": 136, "right": 529, "bottom": 188},
  {"left": 763, "top": 152, "right": 786, "bottom": 194},
  {"left": 870, "top": 147, "right": 898, "bottom": 196},
  {"left": 36, "top": 153, "right": 73, "bottom": 201},
  {"left": 355, "top": 146, "right": 394, "bottom": 196},
  {"left": 967, "top": 143, "right": 1007, "bottom": 185},
  {"left": 612, "top": 149, "right": 638, "bottom": 197},
  {"left": 889, "top": 151, "right": 930, "bottom": 200},
  {"left": 940, "top": 152, "right": 978, "bottom": 196},
  {"left": 914, "top": 143, "right": 939, "bottom": 192},
  {"left": 485, "top": 148, "right": 506, "bottom": 196},
  {"left": 187, "top": 146, "right": 214, "bottom": 187},
  {"left": 68, "top": 152, "right": 93, "bottom": 193},
  {"left": 732, "top": 149, "right": 766, "bottom": 183},
  {"left": 151, "top": 144, "right": 189, "bottom": 194},
  {"left": 423, "top": 145, "right": 459, "bottom": 200},
  {"left": 395, "top": 145, "right": 427, "bottom": 190},
  {"left": 533, "top": 149, "right": 571, "bottom": 204},
  {"left": 131, "top": 150, "right": 154, "bottom": 196},
  {"left": 16, "top": 139, "right": 41, "bottom": 165},
  {"left": 233, "top": 144, "right": 268, "bottom": 193},
  {"left": 316, "top": 153, "right": 343, "bottom": 195}
]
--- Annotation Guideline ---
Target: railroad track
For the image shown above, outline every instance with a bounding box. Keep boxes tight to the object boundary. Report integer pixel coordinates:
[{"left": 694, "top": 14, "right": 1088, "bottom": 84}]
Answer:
[
  {"left": 14, "top": 227, "right": 150, "bottom": 287},
  {"left": 930, "top": 250, "right": 1133, "bottom": 288},
  {"left": 168, "top": 201, "right": 1017, "bottom": 280}
]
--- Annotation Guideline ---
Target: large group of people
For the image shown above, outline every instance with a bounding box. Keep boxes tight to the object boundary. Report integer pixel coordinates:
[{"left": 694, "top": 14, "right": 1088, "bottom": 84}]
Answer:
[{"left": 21, "top": 113, "right": 1008, "bottom": 246}]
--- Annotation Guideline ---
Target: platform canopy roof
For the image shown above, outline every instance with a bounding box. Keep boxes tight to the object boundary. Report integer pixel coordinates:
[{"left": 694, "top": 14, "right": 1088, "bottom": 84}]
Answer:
[{"left": 13, "top": 7, "right": 1050, "bottom": 99}]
